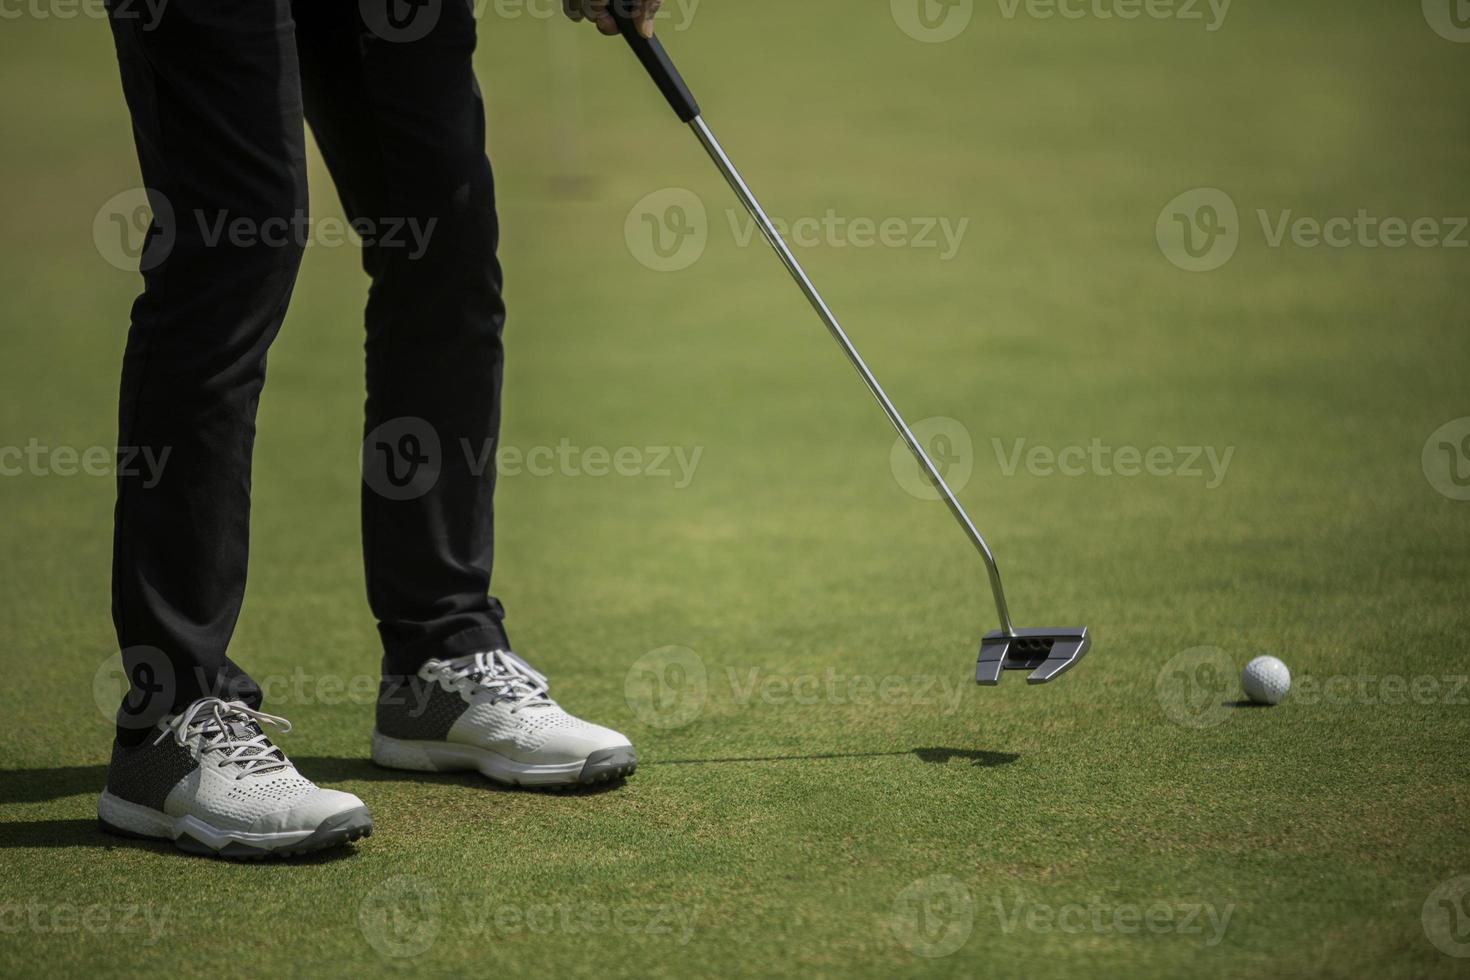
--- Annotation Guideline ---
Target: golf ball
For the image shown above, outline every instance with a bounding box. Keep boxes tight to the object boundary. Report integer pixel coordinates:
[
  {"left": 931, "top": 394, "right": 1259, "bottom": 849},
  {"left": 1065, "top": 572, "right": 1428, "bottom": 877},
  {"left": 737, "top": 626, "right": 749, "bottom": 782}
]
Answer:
[{"left": 1241, "top": 655, "right": 1291, "bottom": 705}]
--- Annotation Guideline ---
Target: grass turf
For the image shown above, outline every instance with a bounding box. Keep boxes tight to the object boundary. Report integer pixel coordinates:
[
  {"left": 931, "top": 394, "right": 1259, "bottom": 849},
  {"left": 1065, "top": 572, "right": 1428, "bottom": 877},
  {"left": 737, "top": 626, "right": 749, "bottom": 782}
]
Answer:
[{"left": 1, "top": 1, "right": 1468, "bottom": 976}]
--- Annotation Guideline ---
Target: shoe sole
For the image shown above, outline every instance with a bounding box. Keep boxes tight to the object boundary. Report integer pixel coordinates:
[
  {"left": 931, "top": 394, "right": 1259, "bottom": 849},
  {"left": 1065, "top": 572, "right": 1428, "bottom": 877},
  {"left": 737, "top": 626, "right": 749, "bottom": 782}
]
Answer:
[
  {"left": 371, "top": 730, "right": 637, "bottom": 788},
  {"left": 98, "top": 791, "right": 372, "bottom": 861}
]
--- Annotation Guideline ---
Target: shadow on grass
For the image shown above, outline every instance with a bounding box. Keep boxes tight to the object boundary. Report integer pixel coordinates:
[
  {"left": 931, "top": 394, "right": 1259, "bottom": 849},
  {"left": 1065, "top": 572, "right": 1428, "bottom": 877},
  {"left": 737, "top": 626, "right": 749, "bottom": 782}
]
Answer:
[
  {"left": 1224, "top": 700, "right": 1273, "bottom": 709},
  {"left": 910, "top": 747, "right": 1019, "bottom": 767},
  {"left": 0, "top": 745, "right": 1014, "bottom": 855},
  {"left": 0, "top": 816, "right": 362, "bottom": 863},
  {"left": 0, "top": 746, "right": 1017, "bottom": 810},
  {"left": 651, "top": 748, "right": 1019, "bottom": 768},
  {"left": 0, "top": 764, "right": 108, "bottom": 803},
  {"left": 292, "top": 756, "right": 631, "bottom": 797}
]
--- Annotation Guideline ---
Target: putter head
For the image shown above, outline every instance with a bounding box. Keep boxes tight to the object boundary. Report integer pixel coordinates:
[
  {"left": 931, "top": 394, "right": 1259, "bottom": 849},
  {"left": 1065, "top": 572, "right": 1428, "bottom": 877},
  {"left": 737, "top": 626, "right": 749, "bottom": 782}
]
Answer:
[{"left": 975, "top": 627, "right": 1091, "bottom": 685}]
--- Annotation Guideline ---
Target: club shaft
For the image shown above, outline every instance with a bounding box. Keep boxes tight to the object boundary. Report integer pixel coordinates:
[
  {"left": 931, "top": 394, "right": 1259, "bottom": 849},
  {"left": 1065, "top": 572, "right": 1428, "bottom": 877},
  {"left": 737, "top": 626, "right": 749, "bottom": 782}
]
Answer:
[{"left": 688, "top": 116, "right": 1016, "bottom": 637}]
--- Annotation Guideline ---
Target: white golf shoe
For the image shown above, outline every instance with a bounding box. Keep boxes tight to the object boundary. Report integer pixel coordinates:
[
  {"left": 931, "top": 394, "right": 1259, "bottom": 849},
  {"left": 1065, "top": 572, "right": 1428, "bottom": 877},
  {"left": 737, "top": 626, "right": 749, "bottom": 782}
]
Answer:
[
  {"left": 99, "top": 697, "right": 371, "bottom": 859},
  {"left": 372, "top": 650, "right": 636, "bottom": 788}
]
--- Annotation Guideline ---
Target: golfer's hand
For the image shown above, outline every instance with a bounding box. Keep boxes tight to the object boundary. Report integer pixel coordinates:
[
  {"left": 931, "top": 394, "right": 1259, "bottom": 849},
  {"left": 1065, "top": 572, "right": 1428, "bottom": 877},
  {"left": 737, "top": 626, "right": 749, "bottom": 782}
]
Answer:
[{"left": 563, "top": 0, "right": 662, "bottom": 39}]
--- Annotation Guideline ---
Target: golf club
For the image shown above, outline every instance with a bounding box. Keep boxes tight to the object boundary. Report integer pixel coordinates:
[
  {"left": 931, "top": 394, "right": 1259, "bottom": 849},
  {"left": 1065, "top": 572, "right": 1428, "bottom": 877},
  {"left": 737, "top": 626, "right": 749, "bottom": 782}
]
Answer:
[{"left": 605, "top": 5, "right": 1090, "bottom": 685}]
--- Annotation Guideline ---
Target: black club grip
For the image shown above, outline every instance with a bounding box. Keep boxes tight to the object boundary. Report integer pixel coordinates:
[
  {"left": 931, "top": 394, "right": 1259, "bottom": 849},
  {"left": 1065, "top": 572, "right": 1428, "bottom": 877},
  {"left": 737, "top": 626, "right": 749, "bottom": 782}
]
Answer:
[{"left": 604, "top": 0, "right": 700, "bottom": 123}]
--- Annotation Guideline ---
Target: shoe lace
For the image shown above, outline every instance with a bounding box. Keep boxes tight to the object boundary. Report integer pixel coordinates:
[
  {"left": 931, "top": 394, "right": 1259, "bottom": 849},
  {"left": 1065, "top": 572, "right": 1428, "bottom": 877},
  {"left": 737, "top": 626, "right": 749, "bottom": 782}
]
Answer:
[
  {"left": 429, "top": 650, "right": 553, "bottom": 714},
  {"left": 153, "top": 698, "right": 293, "bottom": 779}
]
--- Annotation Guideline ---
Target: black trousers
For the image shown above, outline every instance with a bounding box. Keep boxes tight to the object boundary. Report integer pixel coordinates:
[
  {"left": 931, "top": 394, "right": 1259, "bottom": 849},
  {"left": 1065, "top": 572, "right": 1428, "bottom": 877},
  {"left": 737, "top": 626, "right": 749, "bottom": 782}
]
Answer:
[{"left": 107, "top": 0, "right": 510, "bottom": 738}]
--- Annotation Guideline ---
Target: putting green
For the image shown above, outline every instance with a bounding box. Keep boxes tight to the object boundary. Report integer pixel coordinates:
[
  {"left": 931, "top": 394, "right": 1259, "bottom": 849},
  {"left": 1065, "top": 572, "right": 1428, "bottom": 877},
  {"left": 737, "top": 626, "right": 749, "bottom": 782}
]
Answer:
[{"left": 1, "top": 1, "right": 1467, "bottom": 976}]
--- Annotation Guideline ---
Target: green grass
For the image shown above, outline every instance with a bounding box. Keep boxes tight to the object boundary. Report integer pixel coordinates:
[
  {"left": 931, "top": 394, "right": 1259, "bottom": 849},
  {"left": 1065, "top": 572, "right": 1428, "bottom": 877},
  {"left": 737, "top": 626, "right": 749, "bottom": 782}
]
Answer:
[{"left": 2, "top": 1, "right": 1468, "bottom": 976}]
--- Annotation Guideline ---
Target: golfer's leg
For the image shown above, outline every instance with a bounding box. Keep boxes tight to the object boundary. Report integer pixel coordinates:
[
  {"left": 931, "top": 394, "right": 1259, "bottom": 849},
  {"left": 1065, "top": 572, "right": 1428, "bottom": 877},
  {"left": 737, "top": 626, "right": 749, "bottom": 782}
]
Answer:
[
  {"left": 291, "top": 3, "right": 636, "bottom": 789},
  {"left": 293, "top": 0, "right": 508, "bottom": 677},
  {"left": 107, "top": 0, "right": 307, "bottom": 738}
]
